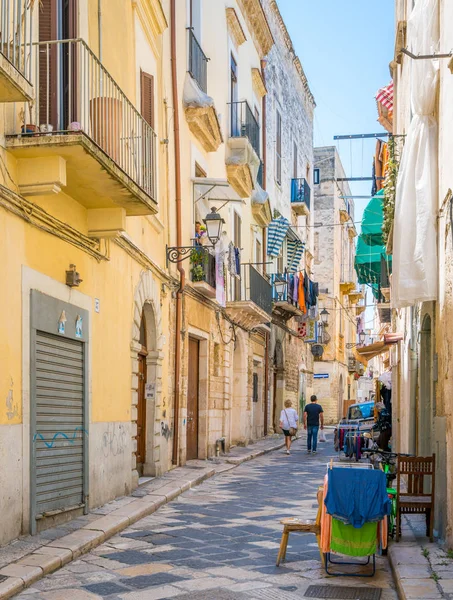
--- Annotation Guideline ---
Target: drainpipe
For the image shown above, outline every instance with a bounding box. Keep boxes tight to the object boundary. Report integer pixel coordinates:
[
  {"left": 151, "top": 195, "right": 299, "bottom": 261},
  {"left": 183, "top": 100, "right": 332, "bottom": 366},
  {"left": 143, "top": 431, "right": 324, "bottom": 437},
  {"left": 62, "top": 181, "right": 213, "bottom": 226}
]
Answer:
[
  {"left": 260, "top": 59, "right": 269, "bottom": 437},
  {"left": 170, "top": 0, "right": 184, "bottom": 466},
  {"left": 98, "top": 0, "right": 102, "bottom": 62}
]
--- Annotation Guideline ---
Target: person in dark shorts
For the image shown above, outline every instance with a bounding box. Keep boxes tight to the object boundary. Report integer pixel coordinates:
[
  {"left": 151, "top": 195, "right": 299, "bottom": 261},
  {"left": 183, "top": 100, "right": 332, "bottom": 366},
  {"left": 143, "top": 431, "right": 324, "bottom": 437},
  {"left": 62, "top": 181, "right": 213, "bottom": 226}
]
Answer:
[
  {"left": 303, "top": 395, "right": 324, "bottom": 454},
  {"left": 279, "top": 399, "right": 299, "bottom": 455}
]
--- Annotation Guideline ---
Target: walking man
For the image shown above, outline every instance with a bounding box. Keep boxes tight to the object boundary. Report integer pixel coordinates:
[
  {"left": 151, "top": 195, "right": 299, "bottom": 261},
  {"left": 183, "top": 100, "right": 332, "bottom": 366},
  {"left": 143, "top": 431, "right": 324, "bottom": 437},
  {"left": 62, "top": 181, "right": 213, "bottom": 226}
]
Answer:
[{"left": 304, "top": 395, "right": 324, "bottom": 454}]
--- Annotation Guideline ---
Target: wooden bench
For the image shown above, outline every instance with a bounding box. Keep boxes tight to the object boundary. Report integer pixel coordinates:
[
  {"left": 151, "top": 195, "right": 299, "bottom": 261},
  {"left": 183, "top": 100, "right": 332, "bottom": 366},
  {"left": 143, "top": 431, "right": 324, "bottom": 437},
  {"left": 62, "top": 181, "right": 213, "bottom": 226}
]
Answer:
[{"left": 276, "top": 486, "right": 323, "bottom": 566}]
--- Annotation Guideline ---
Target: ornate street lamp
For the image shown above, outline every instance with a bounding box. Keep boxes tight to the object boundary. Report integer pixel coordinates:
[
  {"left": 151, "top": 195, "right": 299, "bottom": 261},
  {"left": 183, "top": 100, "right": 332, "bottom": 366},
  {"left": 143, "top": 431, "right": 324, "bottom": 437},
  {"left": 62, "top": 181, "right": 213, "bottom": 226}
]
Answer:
[
  {"left": 320, "top": 308, "right": 330, "bottom": 325},
  {"left": 166, "top": 207, "right": 225, "bottom": 265},
  {"left": 346, "top": 331, "right": 367, "bottom": 349},
  {"left": 203, "top": 207, "right": 225, "bottom": 246},
  {"left": 274, "top": 274, "right": 287, "bottom": 301}
]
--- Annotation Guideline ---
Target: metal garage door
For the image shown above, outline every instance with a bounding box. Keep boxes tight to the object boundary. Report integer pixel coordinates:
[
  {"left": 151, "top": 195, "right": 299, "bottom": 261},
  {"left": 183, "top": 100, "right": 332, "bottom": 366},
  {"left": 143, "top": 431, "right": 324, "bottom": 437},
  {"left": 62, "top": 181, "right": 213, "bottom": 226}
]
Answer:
[{"left": 34, "top": 331, "right": 85, "bottom": 517}]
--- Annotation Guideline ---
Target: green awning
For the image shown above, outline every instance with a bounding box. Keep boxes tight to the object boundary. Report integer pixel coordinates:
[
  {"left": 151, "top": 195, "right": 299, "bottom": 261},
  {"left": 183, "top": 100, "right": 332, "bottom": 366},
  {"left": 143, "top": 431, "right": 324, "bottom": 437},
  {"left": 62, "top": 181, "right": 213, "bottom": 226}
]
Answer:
[
  {"left": 361, "top": 189, "right": 384, "bottom": 246},
  {"left": 355, "top": 235, "right": 392, "bottom": 287}
]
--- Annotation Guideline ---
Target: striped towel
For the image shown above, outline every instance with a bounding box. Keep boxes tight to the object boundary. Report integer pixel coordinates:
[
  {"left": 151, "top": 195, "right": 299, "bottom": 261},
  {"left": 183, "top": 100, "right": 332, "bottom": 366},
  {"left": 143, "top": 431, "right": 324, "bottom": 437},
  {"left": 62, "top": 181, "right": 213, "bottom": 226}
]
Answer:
[
  {"left": 287, "top": 239, "right": 304, "bottom": 272},
  {"left": 376, "top": 81, "right": 393, "bottom": 111},
  {"left": 267, "top": 217, "right": 290, "bottom": 257}
]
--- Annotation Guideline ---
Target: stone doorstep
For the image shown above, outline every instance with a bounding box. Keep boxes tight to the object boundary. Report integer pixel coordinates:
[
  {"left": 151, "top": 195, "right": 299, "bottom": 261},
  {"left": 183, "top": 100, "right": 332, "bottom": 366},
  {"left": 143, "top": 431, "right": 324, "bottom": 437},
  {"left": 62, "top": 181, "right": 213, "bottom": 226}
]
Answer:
[{"left": 0, "top": 439, "right": 288, "bottom": 600}]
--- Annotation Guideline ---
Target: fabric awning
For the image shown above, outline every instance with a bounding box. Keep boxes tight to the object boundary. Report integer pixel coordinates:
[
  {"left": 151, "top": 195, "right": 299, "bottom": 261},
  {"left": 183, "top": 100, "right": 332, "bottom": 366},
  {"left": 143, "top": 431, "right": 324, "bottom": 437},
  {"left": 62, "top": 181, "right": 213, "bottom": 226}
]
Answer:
[
  {"left": 355, "top": 236, "right": 392, "bottom": 286},
  {"left": 356, "top": 341, "right": 391, "bottom": 361},
  {"left": 376, "top": 81, "right": 394, "bottom": 111},
  {"left": 356, "top": 334, "right": 401, "bottom": 361},
  {"left": 361, "top": 190, "right": 384, "bottom": 246},
  {"left": 267, "top": 216, "right": 290, "bottom": 257}
]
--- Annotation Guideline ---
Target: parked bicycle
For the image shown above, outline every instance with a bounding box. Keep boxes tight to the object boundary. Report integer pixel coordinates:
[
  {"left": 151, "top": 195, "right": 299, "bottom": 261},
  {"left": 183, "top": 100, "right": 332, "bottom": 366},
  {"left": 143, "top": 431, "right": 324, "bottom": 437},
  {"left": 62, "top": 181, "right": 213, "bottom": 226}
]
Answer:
[{"left": 362, "top": 446, "right": 414, "bottom": 553}]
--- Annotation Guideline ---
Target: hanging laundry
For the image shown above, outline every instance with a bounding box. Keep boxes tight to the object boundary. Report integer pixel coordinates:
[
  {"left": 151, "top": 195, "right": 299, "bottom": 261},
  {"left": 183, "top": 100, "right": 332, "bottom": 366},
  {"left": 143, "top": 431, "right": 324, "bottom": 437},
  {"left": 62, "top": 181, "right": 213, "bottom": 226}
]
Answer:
[
  {"left": 287, "top": 238, "right": 304, "bottom": 273},
  {"left": 227, "top": 242, "right": 236, "bottom": 275},
  {"left": 325, "top": 468, "right": 390, "bottom": 528},
  {"left": 293, "top": 273, "right": 299, "bottom": 305},
  {"left": 267, "top": 216, "right": 290, "bottom": 257},
  {"left": 234, "top": 247, "right": 241, "bottom": 276},
  {"left": 330, "top": 520, "right": 377, "bottom": 557},
  {"left": 298, "top": 272, "right": 306, "bottom": 313},
  {"left": 215, "top": 243, "right": 226, "bottom": 308}
]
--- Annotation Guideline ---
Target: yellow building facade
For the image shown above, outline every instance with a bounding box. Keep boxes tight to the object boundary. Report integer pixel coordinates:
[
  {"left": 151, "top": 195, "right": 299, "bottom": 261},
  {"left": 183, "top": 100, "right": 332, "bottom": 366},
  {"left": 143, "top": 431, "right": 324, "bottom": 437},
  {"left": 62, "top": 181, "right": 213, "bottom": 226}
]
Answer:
[
  {"left": 0, "top": 0, "right": 317, "bottom": 546},
  {"left": 0, "top": 0, "right": 174, "bottom": 544}
]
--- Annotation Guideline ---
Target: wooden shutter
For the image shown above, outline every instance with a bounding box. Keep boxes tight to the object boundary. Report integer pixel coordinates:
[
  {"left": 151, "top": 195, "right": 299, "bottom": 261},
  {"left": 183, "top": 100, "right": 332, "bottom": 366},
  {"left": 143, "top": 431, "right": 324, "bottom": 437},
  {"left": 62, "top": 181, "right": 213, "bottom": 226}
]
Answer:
[
  {"left": 39, "top": 0, "right": 58, "bottom": 127},
  {"left": 141, "top": 71, "right": 154, "bottom": 129}
]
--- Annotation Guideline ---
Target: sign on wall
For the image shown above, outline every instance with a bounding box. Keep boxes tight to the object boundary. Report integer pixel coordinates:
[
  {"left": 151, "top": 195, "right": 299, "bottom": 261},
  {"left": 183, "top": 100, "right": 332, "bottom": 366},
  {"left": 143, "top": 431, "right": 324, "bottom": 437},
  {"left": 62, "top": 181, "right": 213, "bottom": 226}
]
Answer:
[{"left": 298, "top": 320, "right": 318, "bottom": 343}]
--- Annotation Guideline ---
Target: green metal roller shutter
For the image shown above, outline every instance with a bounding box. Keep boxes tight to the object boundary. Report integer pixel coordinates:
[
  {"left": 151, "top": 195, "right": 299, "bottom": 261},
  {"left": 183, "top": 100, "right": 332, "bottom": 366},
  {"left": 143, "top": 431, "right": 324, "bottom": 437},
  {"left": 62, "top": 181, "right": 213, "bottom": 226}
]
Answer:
[{"left": 34, "top": 331, "right": 84, "bottom": 516}]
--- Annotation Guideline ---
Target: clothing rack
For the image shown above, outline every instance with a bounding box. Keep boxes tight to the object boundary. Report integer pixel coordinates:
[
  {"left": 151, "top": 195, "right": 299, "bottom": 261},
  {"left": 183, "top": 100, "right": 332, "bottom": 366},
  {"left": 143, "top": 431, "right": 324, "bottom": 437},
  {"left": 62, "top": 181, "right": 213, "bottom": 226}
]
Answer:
[
  {"left": 335, "top": 421, "right": 374, "bottom": 461},
  {"left": 322, "top": 460, "right": 386, "bottom": 577},
  {"left": 327, "top": 461, "right": 373, "bottom": 471}
]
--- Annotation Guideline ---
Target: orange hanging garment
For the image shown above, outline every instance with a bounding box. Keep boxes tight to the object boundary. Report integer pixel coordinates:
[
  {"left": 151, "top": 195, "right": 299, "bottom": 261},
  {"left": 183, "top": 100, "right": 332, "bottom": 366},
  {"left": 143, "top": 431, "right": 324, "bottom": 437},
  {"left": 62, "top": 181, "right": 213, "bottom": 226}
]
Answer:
[{"left": 298, "top": 271, "right": 306, "bottom": 313}]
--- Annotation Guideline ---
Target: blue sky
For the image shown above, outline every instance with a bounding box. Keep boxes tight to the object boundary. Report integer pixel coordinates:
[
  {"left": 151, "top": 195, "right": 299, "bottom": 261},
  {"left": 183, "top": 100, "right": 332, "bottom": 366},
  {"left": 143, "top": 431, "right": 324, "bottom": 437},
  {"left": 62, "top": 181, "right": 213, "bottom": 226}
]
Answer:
[{"left": 277, "top": 0, "right": 395, "bottom": 221}]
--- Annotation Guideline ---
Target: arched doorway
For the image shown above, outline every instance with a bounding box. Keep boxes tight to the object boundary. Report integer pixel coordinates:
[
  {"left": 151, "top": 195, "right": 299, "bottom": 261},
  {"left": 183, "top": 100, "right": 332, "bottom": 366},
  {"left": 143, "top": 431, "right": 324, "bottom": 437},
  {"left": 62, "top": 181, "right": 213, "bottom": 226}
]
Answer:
[
  {"left": 231, "top": 331, "right": 248, "bottom": 444},
  {"left": 419, "top": 315, "right": 433, "bottom": 456},
  {"left": 131, "top": 272, "right": 164, "bottom": 483},
  {"left": 136, "top": 314, "right": 148, "bottom": 475},
  {"left": 272, "top": 340, "right": 284, "bottom": 431},
  {"left": 136, "top": 303, "right": 158, "bottom": 477}
]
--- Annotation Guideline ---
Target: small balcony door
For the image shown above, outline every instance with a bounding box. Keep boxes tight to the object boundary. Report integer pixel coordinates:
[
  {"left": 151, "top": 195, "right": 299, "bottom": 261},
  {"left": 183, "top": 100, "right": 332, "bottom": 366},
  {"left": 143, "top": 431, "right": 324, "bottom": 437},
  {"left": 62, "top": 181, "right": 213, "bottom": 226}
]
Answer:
[{"left": 39, "top": 0, "right": 78, "bottom": 130}]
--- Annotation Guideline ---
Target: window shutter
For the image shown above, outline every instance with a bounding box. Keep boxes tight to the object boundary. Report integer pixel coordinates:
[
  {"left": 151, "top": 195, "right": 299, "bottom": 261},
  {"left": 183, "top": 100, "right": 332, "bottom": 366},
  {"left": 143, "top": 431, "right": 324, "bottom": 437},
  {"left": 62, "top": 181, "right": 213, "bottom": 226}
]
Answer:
[
  {"left": 141, "top": 71, "right": 154, "bottom": 129},
  {"left": 39, "top": 0, "right": 58, "bottom": 127}
]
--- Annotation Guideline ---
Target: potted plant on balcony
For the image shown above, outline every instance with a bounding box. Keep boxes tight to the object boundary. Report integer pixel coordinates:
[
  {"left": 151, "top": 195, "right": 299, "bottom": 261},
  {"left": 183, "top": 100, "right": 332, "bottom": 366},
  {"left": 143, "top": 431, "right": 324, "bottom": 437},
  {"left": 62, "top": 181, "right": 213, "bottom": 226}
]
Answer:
[
  {"left": 190, "top": 247, "right": 208, "bottom": 282},
  {"left": 19, "top": 105, "right": 38, "bottom": 136}
]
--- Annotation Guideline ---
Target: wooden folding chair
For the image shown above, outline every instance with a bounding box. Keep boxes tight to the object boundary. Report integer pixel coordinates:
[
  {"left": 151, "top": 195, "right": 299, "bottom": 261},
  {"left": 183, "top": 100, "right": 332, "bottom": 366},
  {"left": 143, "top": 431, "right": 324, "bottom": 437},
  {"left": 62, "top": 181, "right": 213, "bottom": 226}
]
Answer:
[
  {"left": 396, "top": 454, "right": 436, "bottom": 542},
  {"left": 276, "top": 485, "right": 323, "bottom": 566}
]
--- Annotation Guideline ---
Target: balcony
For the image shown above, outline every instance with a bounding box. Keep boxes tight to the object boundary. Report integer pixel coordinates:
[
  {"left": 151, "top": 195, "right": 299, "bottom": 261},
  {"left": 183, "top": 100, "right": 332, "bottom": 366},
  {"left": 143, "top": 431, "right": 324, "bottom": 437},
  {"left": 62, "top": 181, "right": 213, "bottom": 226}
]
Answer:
[
  {"left": 290, "top": 178, "right": 311, "bottom": 216},
  {"left": 226, "top": 100, "right": 260, "bottom": 198},
  {"left": 189, "top": 247, "right": 216, "bottom": 300},
  {"left": 271, "top": 273, "right": 305, "bottom": 321},
  {"left": 0, "top": 0, "right": 34, "bottom": 102},
  {"left": 378, "top": 302, "right": 392, "bottom": 324},
  {"left": 188, "top": 28, "right": 207, "bottom": 93},
  {"left": 226, "top": 263, "right": 272, "bottom": 330},
  {"left": 184, "top": 29, "right": 222, "bottom": 153},
  {"left": 6, "top": 39, "right": 157, "bottom": 218},
  {"left": 348, "top": 289, "right": 364, "bottom": 304}
]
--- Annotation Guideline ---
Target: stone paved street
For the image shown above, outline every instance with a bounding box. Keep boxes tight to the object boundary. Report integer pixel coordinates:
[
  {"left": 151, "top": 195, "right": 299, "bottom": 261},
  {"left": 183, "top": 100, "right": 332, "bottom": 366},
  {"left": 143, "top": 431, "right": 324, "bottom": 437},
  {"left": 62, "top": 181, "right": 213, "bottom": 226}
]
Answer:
[{"left": 16, "top": 438, "right": 398, "bottom": 600}]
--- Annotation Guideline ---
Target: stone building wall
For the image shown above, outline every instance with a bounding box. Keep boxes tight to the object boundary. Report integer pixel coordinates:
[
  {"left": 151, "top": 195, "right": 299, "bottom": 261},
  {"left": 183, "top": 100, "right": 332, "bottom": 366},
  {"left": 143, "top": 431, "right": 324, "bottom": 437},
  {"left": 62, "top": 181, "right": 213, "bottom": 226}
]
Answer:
[
  {"left": 262, "top": 0, "right": 316, "bottom": 434},
  {"left": 312, "top": 147, "right": 357, "bottom": 423}
]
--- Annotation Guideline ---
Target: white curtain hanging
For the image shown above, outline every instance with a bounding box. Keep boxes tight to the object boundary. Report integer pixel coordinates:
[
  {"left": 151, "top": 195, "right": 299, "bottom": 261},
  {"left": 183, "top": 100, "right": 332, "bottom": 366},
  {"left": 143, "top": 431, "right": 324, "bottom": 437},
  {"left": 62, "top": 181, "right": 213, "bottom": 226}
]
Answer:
[{"left": 392, "top": 0, "right": 439, "bottom": 308}]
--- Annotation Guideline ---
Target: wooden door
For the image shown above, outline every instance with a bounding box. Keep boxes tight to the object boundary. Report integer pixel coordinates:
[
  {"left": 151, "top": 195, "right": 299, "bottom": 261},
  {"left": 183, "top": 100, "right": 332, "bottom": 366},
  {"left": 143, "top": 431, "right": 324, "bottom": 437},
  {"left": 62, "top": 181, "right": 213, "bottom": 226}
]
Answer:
[
  {"left": 136, "top": 353, "right": 147, "bottom": 474},
  {"left": 187, "top": 338, "right": 199, "bottom": 460}
]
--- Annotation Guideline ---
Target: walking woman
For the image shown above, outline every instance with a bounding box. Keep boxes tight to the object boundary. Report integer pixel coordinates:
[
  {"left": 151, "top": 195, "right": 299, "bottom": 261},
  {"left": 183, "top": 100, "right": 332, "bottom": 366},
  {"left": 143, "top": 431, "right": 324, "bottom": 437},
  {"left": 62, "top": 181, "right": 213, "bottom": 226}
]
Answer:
[{"left": 279, "top": 399, "right": 299, "bottom": 455}]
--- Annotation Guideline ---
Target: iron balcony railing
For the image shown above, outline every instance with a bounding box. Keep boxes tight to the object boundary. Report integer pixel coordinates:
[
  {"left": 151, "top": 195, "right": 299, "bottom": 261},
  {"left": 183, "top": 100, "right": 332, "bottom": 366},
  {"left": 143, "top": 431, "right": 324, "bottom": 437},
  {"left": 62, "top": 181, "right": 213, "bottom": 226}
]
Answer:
[
  {"left": 190, "top": 247, "right": 216, "bottom": 289},
  {"left": 228, "top": 263, "right": 272, "bottom": 316},
  {"left": 291, "top": 177, "right": 311, "bottom": 211},
  {"left": 188, "top": 28, "right": 208, "bottom": 94},
  {"left": 0, "top": 0, "right": 34, "bottom": 80},
  {"left": 229, "top": 100, "right": 260, "bottom": 157},
  {"left": 12, "top": 38, "right": 156, "bottom": 200}
]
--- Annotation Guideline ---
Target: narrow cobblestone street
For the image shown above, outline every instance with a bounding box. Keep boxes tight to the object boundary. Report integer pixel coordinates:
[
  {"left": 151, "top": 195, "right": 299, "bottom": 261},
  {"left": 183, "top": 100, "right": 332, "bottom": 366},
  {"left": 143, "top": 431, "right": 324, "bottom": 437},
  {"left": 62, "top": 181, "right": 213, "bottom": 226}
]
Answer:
[{"left": 17, "top": 440, "right": 398, "bottom": 600}]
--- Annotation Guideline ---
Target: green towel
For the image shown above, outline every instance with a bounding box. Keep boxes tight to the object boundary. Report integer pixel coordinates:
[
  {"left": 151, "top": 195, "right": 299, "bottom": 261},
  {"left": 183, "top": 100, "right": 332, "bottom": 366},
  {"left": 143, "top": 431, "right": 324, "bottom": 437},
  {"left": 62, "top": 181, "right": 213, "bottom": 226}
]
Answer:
[{"left": 330, "top": 519, "right": 377, "bottom": 557}]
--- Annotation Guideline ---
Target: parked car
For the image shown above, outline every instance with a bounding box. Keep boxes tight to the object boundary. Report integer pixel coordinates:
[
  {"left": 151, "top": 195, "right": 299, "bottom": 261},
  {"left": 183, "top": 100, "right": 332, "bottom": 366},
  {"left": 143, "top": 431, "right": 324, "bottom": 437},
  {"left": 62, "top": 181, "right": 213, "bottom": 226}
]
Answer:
[{"left": 347, "top": 401, "right": 375, "bottom": 422}]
